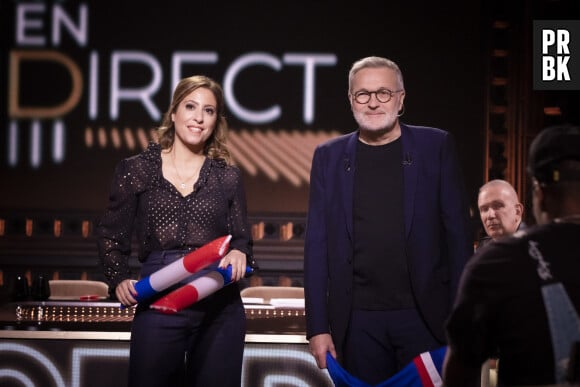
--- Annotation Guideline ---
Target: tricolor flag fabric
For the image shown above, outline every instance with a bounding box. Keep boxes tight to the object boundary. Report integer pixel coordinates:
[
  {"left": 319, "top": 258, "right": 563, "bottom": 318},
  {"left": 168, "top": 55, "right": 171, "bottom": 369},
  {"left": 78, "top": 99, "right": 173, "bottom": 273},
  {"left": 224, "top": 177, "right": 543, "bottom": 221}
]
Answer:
[{"left": 326, "top": 346, "right": 446, "bottom": 387}]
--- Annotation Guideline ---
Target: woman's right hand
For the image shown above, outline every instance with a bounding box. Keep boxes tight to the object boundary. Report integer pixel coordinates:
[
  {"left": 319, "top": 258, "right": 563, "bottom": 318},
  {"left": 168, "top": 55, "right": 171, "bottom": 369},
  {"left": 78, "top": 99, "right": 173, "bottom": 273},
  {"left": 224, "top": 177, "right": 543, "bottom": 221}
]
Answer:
[{"left": 115, "top": 279, "right": 138, "bottom": 307}]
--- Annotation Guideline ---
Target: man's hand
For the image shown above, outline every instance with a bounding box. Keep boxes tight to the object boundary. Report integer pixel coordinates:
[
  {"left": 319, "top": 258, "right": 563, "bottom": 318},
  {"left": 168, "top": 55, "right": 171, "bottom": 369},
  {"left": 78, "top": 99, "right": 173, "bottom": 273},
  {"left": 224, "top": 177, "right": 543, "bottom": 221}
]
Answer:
[{"left": 308, "top": 333, "right": 336, "bottom": 369}]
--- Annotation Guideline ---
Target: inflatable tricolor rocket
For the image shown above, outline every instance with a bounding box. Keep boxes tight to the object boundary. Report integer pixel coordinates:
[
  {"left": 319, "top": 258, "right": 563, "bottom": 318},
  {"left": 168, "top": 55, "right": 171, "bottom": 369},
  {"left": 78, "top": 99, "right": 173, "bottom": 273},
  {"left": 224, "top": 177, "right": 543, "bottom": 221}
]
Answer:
[
  {"left": 131, "top": 235, "right": 231, "bottom": 304},
  {"left": 150, "top": 264, "right": 255, "bottom": 314}
]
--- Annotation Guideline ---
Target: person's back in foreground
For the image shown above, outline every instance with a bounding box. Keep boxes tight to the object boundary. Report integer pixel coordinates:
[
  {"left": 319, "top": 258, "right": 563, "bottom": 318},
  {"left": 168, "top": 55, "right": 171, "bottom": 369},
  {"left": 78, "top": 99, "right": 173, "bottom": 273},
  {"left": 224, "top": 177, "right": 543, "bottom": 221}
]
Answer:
[{"left": 443, "top": 124, "right": 580, "bottom": 386}]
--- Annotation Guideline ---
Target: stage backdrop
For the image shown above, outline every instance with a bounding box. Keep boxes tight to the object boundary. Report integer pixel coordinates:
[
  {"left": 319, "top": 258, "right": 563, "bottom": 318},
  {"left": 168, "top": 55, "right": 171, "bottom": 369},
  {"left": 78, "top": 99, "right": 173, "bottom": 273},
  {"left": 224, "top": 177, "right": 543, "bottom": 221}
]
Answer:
[{"left": 1, "top": 1, "right": 485, "bottom": 215}]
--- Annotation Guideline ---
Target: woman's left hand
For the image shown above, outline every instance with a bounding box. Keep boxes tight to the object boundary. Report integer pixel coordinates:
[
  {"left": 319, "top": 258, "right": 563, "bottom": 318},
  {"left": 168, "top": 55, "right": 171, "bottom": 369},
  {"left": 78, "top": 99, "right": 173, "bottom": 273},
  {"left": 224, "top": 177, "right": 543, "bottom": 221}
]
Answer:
[{"left": 218, "top": 249, "right": 247, "bottom": 282}]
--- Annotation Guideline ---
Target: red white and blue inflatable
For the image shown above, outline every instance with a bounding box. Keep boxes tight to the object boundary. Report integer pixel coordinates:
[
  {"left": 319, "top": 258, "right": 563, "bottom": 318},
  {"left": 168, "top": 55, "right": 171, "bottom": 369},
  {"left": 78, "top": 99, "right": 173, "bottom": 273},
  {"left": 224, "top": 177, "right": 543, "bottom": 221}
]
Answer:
[
  {"left": 151, "top": 264, "right": 254, "bottom": 313},
  {"left": 131, "top": 235, "right": 231, "bottom": 304}
]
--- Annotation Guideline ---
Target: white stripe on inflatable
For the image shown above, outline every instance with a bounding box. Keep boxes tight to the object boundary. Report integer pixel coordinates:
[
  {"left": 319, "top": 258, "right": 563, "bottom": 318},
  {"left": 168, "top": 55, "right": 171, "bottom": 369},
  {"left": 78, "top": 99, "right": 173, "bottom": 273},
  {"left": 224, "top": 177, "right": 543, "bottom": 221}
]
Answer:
[
  {"left": 148, "top": 259, "right": 189, "bottom": 290},
  {"left": 190, "top": 271, "right": 225, "bottom": 300},
  {"left": 419, "top": 352, "right": 443, "bottom": 387}
]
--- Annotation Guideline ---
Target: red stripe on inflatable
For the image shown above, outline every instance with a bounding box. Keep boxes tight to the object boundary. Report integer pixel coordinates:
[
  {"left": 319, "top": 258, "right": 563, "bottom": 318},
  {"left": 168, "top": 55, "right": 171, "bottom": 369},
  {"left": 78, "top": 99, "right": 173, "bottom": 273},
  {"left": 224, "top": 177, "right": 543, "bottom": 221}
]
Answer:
[
  {"left": 151, "top": 285, "right": 199, "bottom": 314},
  {"left": 413, "top": 356, "right": 434, "bottom": 387},
  {"left": 182, "top": 235, "right": 231, "bottom": 273}
]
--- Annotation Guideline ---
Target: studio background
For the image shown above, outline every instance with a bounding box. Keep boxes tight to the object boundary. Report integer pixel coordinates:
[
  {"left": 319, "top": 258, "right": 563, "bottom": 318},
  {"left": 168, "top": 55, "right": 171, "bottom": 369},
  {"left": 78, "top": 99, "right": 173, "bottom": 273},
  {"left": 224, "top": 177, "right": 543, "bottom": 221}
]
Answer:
[{"left": 1, "top": 1, "right": 486, "bottom": 215}]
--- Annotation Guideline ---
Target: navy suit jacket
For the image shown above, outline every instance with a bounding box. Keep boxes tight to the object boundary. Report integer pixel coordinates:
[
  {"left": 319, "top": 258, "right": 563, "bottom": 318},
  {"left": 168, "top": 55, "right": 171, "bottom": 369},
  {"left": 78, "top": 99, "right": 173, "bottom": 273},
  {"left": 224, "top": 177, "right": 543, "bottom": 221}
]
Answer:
[{"left": 304, "top": 123, "right": 474, "bottom": 358}]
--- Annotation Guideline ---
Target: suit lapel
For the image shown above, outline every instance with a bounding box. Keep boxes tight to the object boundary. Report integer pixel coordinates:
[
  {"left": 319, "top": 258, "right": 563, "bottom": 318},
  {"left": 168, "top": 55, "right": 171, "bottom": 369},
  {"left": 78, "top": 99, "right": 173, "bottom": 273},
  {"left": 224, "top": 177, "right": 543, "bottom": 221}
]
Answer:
[
  {"left": 401, "top": 125, "right": 417, "bottom": 239},
  {"left": 342, "top": 133, "right": 358, "bottom": 241}
]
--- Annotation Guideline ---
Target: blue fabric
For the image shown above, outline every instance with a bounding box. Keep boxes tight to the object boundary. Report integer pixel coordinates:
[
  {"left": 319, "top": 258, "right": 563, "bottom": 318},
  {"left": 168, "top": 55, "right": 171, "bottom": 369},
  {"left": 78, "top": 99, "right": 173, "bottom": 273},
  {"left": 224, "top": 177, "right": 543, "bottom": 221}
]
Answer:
[
  {"left": 542, "top": 282, "right": 580, "bottom": 383},
  {"left": 326, "top": 347, "right": 447, "bottom": 387},
  {"left": 327, "top": 352, "right": 371, "bottom": 387}
]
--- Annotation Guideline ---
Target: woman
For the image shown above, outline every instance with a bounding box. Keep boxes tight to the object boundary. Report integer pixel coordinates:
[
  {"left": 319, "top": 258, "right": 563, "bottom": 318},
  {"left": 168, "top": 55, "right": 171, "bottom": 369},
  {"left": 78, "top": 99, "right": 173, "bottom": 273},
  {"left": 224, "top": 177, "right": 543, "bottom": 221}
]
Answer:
[{"left": 97, "top": 75, "right": 253, "bottom": 386}]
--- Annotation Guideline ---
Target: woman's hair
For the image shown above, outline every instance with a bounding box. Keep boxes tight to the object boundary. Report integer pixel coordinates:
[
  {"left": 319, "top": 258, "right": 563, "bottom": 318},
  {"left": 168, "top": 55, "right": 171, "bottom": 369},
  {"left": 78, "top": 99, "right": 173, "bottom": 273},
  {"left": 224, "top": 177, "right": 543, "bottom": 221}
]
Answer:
[{"left": 156, "top": 75, "right": 231, "bottom": 163}]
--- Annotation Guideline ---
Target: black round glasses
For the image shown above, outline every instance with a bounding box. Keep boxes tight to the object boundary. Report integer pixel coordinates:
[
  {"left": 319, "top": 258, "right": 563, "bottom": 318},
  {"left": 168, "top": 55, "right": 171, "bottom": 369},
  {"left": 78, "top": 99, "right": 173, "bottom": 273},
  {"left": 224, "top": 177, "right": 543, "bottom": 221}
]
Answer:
[{"left": 352, "top": 88, "right": 403, "bottom": 104}]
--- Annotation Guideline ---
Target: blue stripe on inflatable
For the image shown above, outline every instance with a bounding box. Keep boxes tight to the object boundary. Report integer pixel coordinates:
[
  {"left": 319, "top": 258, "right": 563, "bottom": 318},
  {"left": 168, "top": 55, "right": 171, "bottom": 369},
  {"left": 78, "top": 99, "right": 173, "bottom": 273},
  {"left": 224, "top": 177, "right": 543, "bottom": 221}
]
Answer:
[
  {"left": 216, "top": 265, "right": 255, "bottom": 286},
  {"left": 216, "top": 266, "right": 234, "bottom": 285},
  {"left": 134, "top": 278, "right": 157, "bottom": 302}
]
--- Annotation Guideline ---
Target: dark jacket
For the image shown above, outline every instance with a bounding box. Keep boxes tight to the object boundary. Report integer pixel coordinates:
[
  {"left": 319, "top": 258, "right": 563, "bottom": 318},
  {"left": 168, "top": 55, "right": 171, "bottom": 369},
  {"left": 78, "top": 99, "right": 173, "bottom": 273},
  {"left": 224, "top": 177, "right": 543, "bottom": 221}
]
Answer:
[{"left": 304, "top": 123, "right": 474, "bottom": 358}]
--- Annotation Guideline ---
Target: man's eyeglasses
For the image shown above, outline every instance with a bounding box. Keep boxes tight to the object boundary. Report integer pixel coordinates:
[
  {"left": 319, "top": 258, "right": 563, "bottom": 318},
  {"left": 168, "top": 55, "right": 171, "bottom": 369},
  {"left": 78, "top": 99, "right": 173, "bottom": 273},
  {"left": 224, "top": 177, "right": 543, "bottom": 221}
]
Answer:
[{"left": 352, "top": 88, "right": 403, "bottom": 104}]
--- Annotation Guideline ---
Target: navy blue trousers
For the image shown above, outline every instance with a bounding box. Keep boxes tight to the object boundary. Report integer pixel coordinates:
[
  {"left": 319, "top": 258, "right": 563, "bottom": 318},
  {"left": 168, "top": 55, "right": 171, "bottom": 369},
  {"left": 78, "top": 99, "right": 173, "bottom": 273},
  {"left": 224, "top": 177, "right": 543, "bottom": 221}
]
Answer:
[
  {"left": 342, "top": 308, "right": 441, "bottom": 385},
  {"left": 128, "top": 250, "right": 245, "bottom": 387}
]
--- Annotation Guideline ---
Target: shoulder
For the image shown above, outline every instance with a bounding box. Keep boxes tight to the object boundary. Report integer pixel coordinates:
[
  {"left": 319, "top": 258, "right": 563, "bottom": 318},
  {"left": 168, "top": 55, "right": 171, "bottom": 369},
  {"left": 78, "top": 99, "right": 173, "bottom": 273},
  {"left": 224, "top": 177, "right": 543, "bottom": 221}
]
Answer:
[
  {"left": 509, "top": 222, "right": 580, "bottom": 253},
  {"left": 316, "top": 131, "right": 354, "bottom": 150},
  {"left": 476, "top": 236, "right": 492, "bottom": 250},
  {"left": 401, "top": 124, "right": 459, "bottom": 162},
  {"left": 113, "top": 142, "right": 160, "bottom": 184},
  {"left": 467, "top": 226, "right": 557, "bottom": 273},
  {"left": 210, "top": 158, "right": 238, "bottom": 172},
  {"left": 401, "top": 123, "right": 452, "bottom": 144},
  {"left": 122, "top": 142, "right": 160, "bottom": 168},
  {"left": 499, "top": 223, "right": 554, "bottom": 246},
  {"left": 312, "top": 132, "right": 355, "bottom": 164},
  {"left": 402, "top": 123, "right": 448, "bottom": 136},
  {"left": 466, "top": 234, "right": 528, "bottom": 275},
  {"left": 209, "top": 158, "right": 242, "bottom": 181}
]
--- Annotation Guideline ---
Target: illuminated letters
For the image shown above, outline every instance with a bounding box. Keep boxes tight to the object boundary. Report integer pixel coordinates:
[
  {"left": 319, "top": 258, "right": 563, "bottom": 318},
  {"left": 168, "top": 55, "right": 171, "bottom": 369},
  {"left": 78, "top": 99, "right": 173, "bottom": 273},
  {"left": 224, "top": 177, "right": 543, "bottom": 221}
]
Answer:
[
  {"left": 16, "top": 3, "right": 88, "bottom": 46},
  {"left": 542, "top": 29, "right": 571, "bottom": 81},
  {"left": 224, "top": 52, "right": 282, "bottom": 123},
  {"left": 283, "top": 53, "right": 337, "bottom": 124},
  {"left": 110, "top": 51, "right": 163, "bottom": 120},
  {"left": 9, "top": 50, "right": 83, "bottom": 118},
  {"left": 223, "top": 52, "right": 337, "bottom": 124}
]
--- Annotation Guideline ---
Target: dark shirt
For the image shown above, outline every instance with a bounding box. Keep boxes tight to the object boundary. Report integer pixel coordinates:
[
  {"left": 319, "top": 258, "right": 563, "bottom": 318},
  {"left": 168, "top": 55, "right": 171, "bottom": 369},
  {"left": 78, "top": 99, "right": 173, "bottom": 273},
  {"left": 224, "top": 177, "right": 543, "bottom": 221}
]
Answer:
[
  {"left": 96, "top": 142, "right": 253, "bottom": 290},
  {"left": 476, "top": 222, "right": 527, "bottom": 250},
  {"left": 352, "top": 139, "right": 412, "bottom": 309},
  {"left": 446, "top": 222, "right": 580, "bottom": 385}
]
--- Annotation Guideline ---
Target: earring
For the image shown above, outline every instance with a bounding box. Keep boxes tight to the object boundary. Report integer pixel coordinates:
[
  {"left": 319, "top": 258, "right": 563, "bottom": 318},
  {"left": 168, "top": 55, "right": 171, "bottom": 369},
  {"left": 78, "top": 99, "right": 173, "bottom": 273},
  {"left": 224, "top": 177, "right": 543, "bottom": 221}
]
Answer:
[{"left": 397, "top": 105, "right": 405, "bottom": 117}]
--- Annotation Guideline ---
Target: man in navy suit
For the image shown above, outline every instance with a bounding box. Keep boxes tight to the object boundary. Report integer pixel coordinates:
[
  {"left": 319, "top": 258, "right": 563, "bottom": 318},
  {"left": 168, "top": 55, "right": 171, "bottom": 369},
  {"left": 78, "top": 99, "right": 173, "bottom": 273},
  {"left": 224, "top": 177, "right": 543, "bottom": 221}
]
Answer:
[{"left": 304, "top": 56, "right": 474, "bottom": 385}]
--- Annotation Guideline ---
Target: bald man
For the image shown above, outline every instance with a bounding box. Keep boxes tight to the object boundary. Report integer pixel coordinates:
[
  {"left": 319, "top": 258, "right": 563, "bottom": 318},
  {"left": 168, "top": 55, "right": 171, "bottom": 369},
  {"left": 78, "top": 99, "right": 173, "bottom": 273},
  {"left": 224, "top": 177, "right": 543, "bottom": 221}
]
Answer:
[{"left": 477, "top": 179, "right": 524, "bottom": 248}]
